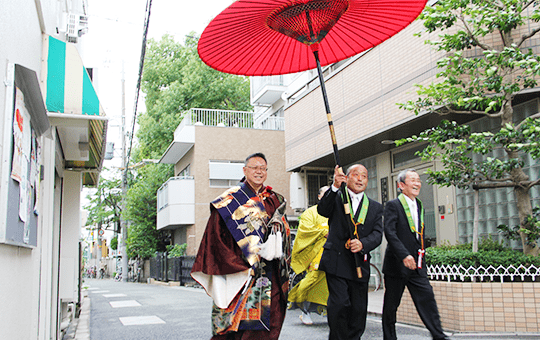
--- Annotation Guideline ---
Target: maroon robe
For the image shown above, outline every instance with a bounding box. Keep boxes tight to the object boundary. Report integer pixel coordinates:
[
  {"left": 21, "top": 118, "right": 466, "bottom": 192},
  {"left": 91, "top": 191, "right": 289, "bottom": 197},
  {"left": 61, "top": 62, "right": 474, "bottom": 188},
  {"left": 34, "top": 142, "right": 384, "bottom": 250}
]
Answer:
[{"left": 191, "top": 187, "right": 288, "bottom": 340}]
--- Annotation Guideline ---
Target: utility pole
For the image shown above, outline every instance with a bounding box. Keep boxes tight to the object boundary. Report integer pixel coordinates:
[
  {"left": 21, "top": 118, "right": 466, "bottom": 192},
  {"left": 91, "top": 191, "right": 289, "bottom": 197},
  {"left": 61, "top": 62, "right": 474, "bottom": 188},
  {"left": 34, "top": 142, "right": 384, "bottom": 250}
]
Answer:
[{"left": 120, "top": 66, "right": 128, "bottom": 282}]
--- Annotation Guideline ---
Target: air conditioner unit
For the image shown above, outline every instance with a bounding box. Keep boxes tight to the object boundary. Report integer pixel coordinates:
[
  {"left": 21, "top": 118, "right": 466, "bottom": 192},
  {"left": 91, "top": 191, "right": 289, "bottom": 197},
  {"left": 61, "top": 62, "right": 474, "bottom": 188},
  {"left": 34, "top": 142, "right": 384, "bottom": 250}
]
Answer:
[
  {"left": 289, "top": 172, "right": 306, "bottom": 210},
  {"left": 66, "top": 13, "right": 89, "bottom": 43}
]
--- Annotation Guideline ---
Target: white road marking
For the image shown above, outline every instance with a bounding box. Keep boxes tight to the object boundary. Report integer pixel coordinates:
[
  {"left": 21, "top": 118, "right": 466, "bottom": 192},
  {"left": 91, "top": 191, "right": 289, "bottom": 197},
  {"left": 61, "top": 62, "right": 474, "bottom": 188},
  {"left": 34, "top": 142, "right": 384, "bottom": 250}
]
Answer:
[
  {"left": 109, "top": 300, "right": 141, "bottom": 308},
  {"left": 119, "top": 316, "right": 165, "bottom": 326}
]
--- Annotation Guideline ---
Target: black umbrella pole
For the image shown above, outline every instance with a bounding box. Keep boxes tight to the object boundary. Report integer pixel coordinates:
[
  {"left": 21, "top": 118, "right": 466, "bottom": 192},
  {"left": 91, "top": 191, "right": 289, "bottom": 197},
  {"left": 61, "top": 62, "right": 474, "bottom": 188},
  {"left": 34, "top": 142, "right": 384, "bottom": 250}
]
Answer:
[
  {"left": 313, "top": 50, "right": 341, "bottom": 167},
  {"left": 313, "top": 50, "right": 362, "bottom": 279}
]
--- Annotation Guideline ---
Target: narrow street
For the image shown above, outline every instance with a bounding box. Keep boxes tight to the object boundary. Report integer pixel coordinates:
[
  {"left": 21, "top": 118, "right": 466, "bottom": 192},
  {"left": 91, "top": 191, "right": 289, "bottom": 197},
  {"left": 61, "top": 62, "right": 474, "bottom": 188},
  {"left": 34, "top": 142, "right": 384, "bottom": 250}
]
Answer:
[{"left": 83, "top": 279, "right": 540, "bottom": 340}]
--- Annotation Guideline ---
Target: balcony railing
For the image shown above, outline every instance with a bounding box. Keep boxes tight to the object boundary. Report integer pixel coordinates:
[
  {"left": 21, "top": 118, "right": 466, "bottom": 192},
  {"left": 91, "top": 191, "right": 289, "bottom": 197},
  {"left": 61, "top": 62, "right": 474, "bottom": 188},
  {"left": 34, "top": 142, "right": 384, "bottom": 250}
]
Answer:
[
  {"left": 157, "top": 176, "right": 195, "bottom": 229},
  {"left": 251, "top": 75, "right": 285, "bottom": 98},
  {"left": 177, "top": 108, "right": 284, "bottom": 131}
]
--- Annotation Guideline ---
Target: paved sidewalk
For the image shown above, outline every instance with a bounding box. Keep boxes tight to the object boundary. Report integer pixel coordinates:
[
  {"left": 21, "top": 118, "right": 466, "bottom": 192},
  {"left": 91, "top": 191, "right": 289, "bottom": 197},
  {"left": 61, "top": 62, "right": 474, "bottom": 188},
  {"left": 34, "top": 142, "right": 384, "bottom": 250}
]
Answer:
[{"left": 72, "top": 282, "right": 540, "bottom": 340}]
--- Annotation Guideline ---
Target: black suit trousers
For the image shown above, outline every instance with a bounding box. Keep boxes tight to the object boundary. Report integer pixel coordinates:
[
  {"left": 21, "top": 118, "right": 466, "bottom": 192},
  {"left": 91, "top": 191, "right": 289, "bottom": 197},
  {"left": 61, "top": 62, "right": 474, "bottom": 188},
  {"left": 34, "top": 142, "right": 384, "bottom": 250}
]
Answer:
[
  {"left": 382, "top": 274, "right": 446, "bottom": 340},
  {"left": 326, "top": 273, "right": 368, "bottom": 340}
]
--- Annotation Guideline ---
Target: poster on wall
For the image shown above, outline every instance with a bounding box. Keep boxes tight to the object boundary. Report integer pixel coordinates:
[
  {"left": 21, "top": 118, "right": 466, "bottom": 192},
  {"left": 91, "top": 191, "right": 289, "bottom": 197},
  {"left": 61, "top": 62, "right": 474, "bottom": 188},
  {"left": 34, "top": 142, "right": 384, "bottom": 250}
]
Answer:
[
  {"left": 11, "top": 87, "right": 32, "bottom": 225},
  {"left": 1, "top": 64, "right": 49, "bottom": 248}
]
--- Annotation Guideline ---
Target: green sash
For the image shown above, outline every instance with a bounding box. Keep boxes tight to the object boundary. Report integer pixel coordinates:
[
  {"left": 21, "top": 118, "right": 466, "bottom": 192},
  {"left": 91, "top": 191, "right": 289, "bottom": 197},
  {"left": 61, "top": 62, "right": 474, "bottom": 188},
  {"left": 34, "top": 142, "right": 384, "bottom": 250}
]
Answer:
[
  {"left": 342, "top": 190, "right": 369, "bottom": 238},
  {"left": 398, "top": 194, "right": 424, "bottom": 243}
]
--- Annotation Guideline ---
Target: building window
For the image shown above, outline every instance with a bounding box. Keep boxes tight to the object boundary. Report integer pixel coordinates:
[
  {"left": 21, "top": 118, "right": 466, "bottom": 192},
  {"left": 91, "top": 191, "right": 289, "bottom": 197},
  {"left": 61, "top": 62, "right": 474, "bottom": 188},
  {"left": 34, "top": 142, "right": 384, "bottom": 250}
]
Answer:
[
  {"left": 209, "top": 160, "right": 244, "bottom": 188},
  {"left": 392, "top": 144, "right": 426, "bottom": 170},
  {"left": 177, "top": 164, "right": 190, "bottom": 177},
  {"left": 209, "top": 179, "right": 240, "bottom": 188},
  {"left": 307, "top": 172, "right": 332, "bottom": 207}
]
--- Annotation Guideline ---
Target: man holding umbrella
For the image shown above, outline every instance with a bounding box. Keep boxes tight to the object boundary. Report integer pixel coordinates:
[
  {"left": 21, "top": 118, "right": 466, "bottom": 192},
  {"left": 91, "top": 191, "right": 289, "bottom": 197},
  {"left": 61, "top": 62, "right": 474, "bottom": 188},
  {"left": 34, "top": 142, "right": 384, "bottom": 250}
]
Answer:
[{"left": 318, "top": 164, "right": 383, "bottom": 340}]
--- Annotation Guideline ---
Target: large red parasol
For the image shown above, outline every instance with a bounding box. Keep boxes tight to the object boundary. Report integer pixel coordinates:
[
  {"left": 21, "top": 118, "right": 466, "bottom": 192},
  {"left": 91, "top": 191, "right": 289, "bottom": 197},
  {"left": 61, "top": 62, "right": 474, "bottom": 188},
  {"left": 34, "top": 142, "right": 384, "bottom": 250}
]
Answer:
[
  {"left": 198, "top": 0, "right": 427, "bottom": 277},
  {"left": 198, "top": 0, "right": 427, "bottom": 76}
]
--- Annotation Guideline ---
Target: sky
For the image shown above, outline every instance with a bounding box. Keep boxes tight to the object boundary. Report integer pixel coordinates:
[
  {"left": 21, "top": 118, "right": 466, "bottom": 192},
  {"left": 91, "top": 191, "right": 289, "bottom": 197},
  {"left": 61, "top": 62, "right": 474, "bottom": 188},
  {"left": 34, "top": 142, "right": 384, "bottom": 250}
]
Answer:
[
  {"left": 79, "top": 0, "right": 233, "bottom": 212},
  {"left": 82, "top": 0, "right": 234, "bottom": 169}
]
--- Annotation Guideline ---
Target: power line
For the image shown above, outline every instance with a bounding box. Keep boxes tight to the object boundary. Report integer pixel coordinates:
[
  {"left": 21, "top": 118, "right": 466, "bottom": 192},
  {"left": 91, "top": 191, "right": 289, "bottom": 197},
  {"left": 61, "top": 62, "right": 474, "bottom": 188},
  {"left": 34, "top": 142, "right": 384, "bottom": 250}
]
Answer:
[{"left": 125, "top": 0, "right": 153, "bottom": 174}]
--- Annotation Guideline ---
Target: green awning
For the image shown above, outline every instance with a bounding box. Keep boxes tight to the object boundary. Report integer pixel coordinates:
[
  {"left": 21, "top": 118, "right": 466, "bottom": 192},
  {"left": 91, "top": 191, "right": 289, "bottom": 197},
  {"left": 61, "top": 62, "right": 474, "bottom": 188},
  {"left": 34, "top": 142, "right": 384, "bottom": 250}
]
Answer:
[{"left": 41, "top": 35, "right": 108, "bottom": 186}]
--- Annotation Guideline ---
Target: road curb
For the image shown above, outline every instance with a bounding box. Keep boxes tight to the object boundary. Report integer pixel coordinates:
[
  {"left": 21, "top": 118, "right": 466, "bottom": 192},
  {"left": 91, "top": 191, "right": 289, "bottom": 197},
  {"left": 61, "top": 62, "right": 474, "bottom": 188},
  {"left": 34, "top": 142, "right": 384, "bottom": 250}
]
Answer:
[{"left": 74, "top": 293, "right": 91, "bottom": 340}]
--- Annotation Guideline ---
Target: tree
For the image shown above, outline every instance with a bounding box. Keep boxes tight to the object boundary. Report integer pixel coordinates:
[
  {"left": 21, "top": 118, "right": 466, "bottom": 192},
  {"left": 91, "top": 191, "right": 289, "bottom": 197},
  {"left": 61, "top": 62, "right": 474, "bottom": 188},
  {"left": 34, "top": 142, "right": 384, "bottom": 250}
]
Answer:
[
  {"left": 398, "top": 0, "right": 540, "bottom": 255},
  {"left": 136, "top": 34, "right": 251, "bottom": 159},
  {"left": 84, "top": 170, "right": 123, "bottom": 235},
  {"left": 124, "top": 163, "right": 172, "bottom": 259},
  {"left": 110, "top": 237, "right": 118, "bottom": 251}
]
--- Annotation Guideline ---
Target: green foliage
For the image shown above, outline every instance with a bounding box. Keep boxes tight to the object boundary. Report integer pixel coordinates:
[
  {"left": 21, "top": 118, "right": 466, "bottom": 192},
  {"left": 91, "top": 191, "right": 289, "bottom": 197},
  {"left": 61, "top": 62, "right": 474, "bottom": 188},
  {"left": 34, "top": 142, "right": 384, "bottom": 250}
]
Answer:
[
  {"left": 400, "top": 0, "right": 540, "bottom": 117},
  {"left": 84, "top": 169, "right": 122, "bottom": 232},
  {"left": 124, "top": 163, "right": 173, "bottom": 259},
  {"left": 394, "top": 118, "right": 540, "bottom": 190},
  {"left": 498, "top": 205, "right": 540, "bottom": 248},
  {"left": 110, "top": 237, "right": 118, "bottom": 251},
  {"left": 166, "top": 243, "right": 187, "bottom": 258},
  {"left": 137, "top": 34, "right": 252, "bottom": 159},
  {"left": 426, "top": 237, "right": 540, "bottom": 268}
]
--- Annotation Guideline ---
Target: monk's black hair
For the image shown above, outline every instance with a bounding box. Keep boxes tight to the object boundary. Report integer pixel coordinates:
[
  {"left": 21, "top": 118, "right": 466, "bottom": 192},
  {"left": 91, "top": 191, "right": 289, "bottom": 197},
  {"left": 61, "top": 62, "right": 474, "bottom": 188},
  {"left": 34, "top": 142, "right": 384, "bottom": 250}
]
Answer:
[{"left": 244, "top": 152, "right": 267, "bottom": 165}]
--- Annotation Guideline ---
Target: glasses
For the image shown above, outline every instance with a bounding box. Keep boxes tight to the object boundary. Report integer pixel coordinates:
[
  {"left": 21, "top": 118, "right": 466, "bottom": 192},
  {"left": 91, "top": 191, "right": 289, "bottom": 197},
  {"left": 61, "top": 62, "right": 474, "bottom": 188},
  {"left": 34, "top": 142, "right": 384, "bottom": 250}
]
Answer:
[{"left": 245, "top": 165, "right": 268, "bottom": 172}]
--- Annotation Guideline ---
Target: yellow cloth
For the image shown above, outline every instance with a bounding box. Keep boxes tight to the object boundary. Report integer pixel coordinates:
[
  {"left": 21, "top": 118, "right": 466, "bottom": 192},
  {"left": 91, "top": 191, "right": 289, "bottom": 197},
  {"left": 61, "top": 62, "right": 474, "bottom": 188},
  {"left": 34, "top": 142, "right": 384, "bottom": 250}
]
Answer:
[
  {"left": 288, "top": 270, "right": 328, "bottom": 306},
  {"left": 288, "top": 205, "right": 329, "bottom": 306},
  {"left": 290, "top": 205, "right": 329, "bottom": 274}
]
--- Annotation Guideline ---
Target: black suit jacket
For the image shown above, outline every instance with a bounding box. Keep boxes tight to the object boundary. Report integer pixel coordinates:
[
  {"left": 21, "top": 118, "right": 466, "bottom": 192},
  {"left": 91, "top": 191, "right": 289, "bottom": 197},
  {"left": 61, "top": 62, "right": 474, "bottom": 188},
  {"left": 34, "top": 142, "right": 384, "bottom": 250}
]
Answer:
[
  {"left": 317, "top": 187, "right": 383, "bottom": 282},
  {"left": 382, "top": 197, "right": 427, "bottom": 278}
]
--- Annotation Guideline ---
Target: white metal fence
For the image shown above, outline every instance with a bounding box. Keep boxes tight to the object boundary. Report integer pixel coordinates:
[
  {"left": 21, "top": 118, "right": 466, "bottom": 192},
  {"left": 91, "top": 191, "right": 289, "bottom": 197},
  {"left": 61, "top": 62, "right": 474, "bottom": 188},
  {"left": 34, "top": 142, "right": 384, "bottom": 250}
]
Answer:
[
  {"left": 427, "top": 264, "right": 540, "bottom": 282},
  {"left": 178, "top": 108, "right": 284, "bottom": 131}
]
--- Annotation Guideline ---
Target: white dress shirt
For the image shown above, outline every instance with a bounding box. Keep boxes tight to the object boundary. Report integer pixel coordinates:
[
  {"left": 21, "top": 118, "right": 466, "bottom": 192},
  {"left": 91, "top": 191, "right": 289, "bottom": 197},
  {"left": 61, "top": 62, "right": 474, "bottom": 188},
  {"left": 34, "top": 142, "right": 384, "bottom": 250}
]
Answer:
[{"left": 331, "top": 184, "right": 364, "bottom": 214}]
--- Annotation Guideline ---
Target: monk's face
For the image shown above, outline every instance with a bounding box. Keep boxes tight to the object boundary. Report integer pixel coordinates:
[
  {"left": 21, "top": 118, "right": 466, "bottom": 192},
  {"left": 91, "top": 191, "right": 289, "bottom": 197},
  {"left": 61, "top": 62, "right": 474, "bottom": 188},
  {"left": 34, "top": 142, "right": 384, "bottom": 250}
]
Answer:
[{"left": 243, "top": 157, "right": 267, "bottom": 191}]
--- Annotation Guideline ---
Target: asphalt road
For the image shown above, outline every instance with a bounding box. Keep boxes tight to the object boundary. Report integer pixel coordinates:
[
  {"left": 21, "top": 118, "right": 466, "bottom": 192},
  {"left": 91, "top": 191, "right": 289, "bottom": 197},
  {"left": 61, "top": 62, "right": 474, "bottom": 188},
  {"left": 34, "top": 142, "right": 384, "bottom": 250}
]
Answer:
[{"left": 84, "top": 278, "right": 540, "bottom": 340}]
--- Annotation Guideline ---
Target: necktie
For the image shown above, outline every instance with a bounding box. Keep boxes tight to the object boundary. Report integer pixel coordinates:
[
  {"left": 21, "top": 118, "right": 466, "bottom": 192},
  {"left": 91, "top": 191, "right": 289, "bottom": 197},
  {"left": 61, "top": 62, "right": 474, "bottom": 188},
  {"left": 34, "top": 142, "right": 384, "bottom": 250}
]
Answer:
[{"left": 352, "top": 195, "right": 359, "bottom": 215}]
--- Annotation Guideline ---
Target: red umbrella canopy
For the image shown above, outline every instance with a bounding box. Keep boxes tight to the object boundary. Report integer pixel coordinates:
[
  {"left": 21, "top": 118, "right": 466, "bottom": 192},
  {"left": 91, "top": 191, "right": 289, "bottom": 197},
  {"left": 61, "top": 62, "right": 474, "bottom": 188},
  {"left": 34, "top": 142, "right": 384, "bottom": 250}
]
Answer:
[{"left": 198, "top": 0, "right": 428, "bottom": 76}]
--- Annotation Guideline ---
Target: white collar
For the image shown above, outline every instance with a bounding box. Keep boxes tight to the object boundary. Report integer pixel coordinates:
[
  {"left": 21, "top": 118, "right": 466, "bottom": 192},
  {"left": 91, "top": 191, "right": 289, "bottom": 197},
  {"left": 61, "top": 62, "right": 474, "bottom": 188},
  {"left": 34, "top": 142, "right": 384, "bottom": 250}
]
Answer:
[
  {"left": 348, "top": 188, "right": 364, "bottom": 202},
  {"left": 402, "top": 193, "right": 416, "bottom": 206}
]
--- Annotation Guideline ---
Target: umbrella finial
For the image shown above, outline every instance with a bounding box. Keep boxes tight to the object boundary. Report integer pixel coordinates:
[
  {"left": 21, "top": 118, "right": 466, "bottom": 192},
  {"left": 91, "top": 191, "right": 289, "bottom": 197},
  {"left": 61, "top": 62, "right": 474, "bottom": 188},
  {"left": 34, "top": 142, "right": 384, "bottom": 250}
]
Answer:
[{"left": 267, "top": 0, "right": 349, "bottom": 46}]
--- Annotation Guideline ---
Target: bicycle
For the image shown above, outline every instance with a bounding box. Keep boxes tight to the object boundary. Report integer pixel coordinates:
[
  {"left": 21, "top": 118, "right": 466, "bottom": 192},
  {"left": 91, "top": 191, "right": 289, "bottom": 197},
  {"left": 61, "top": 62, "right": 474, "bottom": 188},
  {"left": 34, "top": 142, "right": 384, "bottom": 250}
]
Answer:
[{"left": 369, "top": 263, "right": 382, "bottom": 292}]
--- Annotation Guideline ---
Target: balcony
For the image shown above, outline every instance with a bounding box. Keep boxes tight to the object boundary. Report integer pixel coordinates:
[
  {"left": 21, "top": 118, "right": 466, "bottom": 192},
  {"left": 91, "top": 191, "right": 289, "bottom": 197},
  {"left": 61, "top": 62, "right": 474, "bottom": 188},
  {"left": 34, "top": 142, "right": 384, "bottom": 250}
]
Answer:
[
  {"left": 157, "top": 176, "right": 195, "bottom": 230},
  {"left": 251, "top": 75, "right": 287, "bottom": 105},
  {"left": 160, "top": 108, "right": 284, "bottom": 164}
]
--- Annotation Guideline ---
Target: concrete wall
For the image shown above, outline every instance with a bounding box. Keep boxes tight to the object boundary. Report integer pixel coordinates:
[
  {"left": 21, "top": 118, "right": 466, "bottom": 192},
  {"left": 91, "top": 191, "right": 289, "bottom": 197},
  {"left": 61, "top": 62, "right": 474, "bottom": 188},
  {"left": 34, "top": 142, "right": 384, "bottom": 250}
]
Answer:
[
  {"left": 0, "top": 1, "right": 49, "bottom": 338},
  {"left": 60, "top": 171, "right": 82, "bottom": 301},
  {"left": 397, "top": 281, "right": 540, "bottom": 333}
]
